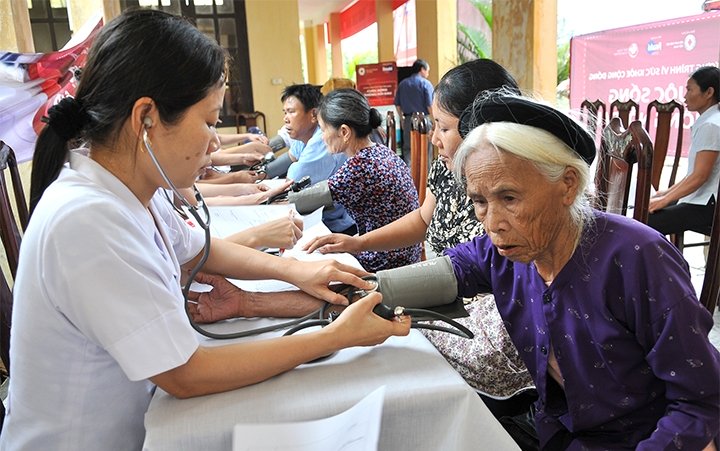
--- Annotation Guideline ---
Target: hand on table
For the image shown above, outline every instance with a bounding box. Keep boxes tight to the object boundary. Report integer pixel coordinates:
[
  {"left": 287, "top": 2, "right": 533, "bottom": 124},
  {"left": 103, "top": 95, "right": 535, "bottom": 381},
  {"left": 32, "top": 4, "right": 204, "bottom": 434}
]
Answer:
[{"left": 303, "top": 233, "right": 362, "bottom": 255}]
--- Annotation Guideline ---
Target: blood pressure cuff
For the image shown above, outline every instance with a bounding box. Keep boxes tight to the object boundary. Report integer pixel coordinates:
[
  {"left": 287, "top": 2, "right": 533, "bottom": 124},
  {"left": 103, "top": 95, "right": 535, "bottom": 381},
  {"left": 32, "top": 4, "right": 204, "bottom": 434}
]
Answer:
[
  {"left": 375, "top": 256, "right": 468, "bottom": 318},
  {"left": 288, "top": 180, "right": 334, "bottom": 215},
  {"left": 265, "top": 152, "right": 292, "bottom": 179}
]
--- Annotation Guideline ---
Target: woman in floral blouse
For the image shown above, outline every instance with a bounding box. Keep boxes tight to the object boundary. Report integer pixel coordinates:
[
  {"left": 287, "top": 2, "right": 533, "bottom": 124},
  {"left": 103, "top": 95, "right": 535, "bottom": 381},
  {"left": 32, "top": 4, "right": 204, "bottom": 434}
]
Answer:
[
  {"left": 315, "top": 88, "right": 421, "bottom": 271},
  {"left": 305, "top": 60, "right": 536, "bottom": 417}
]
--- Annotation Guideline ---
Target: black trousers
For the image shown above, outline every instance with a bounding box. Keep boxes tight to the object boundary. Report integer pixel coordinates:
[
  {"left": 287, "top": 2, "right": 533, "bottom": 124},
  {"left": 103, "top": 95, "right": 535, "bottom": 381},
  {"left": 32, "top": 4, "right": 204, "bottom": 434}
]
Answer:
[{"left": 647, "top": 197, "right": 715, "bottom": 235}]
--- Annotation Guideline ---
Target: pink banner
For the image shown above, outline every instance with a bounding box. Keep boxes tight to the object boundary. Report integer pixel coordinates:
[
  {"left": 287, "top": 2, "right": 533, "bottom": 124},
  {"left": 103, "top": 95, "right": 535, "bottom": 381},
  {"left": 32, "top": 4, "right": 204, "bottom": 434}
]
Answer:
[
  {"left": 0, "top": 16, "right": 103, "bottom": 162},
  {"left": 570, "top": 12, "right": 720, "bottom": 156}
]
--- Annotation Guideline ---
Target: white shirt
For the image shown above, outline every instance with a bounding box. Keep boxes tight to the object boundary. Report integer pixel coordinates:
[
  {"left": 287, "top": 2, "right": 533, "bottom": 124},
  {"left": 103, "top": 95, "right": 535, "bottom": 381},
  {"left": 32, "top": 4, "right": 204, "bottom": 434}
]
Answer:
[
  {"left": 0, "top": 152, "right": 204, "bottom": 450},
  {"left": 680, "top": 105, "right": 720, "bottom": 205}
]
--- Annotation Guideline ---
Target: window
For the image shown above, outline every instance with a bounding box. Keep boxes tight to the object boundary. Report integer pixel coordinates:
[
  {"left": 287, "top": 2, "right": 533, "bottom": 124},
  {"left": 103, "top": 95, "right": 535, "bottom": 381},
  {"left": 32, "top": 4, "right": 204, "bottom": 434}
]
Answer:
[
  {"left": 119, "top": 0, "right": 253, "bottom": 125},
  {"left": 27, "top": 0, "right": 72, "bottom": 52}
]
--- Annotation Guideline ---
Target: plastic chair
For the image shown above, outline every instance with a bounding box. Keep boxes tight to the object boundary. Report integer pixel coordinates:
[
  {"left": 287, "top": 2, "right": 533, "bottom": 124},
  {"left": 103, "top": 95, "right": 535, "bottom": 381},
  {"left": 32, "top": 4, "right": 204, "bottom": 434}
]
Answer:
[
  {"left": 608, "top": 99, "right": 640, "bottom": 128},
  {"left": 0, "top": 141, "right": 29, "bottom": 278},
  {"left": 594, "top": 118, "right": 654, "bottom": 224},
  {"left": 645, "top": 100, "right": 684, "bottom": 191}
]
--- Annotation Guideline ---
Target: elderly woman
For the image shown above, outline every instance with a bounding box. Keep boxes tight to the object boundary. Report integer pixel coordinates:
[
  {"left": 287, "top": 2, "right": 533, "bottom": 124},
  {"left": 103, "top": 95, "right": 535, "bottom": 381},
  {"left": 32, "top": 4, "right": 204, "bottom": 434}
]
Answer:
[{"left": 447, "top": 93, "right": 720, "bottom": 450}]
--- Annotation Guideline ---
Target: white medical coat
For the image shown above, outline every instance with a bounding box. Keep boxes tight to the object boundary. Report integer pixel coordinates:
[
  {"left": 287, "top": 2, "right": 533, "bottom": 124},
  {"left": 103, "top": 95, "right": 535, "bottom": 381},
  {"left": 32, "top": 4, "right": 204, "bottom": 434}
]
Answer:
[{"left": 1, "top": 152, "right": 204, "bottom": 450}]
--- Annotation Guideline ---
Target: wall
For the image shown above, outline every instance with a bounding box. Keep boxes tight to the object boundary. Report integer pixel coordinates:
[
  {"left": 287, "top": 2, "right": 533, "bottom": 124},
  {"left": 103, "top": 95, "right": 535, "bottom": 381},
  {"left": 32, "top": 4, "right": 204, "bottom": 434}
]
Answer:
[{"left": 244, "top": 0, "right": 304, "bottom": 135}]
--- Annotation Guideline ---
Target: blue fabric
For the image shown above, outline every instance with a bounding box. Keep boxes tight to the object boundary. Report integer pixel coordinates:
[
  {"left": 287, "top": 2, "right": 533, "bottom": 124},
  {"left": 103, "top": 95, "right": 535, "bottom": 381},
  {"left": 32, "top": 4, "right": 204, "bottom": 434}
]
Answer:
[
  {"left": 287, "top": 126, "right": 354, "bottom": 232},
  {"left": 394, "top": 74, "right": 433, "bottom": 114}
]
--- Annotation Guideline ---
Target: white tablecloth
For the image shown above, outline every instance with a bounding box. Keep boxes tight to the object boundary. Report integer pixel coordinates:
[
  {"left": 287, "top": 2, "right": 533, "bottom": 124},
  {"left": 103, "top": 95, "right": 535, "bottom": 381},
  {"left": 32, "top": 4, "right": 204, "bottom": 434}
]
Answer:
[{"left": 142, "top": 319, "right": 519, "bottom": 451}]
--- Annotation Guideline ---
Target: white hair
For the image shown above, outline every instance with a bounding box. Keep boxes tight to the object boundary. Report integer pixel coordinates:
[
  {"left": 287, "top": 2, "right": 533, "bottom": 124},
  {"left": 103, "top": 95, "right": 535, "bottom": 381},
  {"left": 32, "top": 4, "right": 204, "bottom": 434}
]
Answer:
[{"left": 454, "top": 122, "right": 594, "bottom": 228}]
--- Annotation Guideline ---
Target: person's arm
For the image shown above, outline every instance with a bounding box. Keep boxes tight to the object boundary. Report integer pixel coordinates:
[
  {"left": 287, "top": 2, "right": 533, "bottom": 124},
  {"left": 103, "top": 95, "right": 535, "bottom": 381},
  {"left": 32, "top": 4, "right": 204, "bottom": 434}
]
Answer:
[
  {"left": 199, "top": 169, "right": 264, "bottom": 185},
  {"left": 210, "top": 150, "right": 263, "bottom": 167},
  {"left": 225, "top": 212, "right": 303, "bottom": 249},
  {"left": 150, "top": 291, "right": 411, "bottom": 398},
  {"left": 304, "top": 191, "right": 436, "bottom": 254},
  {"left": 189, "top": 231, "right": 374, "bottom": 305},
  {"left": 218, "top": 132, "right": 269, "bottom": 146},
  {"left": 220, "top": 141, "right": 272, "bottom": 157},
  {"left": 649, "top": 150, "right": 719, "bottom": 212},
  {"left": 186, "top": 272, "right": 322, "bottom": 323},
  {"left": 196, "top": 181, "right": 269, "bottom": 198},
  {"left": 201, "top": 180, "right": 293, "bottom": 206}
]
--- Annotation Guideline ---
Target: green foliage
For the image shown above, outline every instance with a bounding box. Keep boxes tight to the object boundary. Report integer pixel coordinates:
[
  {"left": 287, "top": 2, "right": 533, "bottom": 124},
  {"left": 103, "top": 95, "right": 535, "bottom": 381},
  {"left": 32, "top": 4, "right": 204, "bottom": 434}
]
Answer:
[
  {"left": 557, "top": 40, "right": 570, "bottom": 84},
  {"left": 344, "top": 50, "right": 378, "bottom": 82},
  {"left": 457, "top": 0, "right": 493, "bottom": 64}
]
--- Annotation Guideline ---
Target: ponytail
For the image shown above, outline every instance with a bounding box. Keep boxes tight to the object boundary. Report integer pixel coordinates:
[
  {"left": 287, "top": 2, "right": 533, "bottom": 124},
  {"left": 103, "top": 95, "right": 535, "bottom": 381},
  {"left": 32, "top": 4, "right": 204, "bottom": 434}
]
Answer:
[{"left": 30, "top": 97, "right": 90, "bottom": 215}]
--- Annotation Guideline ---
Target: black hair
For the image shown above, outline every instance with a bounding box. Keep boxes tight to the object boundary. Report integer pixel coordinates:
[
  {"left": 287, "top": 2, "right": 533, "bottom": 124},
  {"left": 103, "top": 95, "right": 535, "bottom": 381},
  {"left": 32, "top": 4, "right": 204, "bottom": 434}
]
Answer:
[
  {"left": 435, "top": 59, "right": 520, "bottom": 119},
  {"left": 30, "top": 9, "right": 227, "bottom": 214},
  {"left": 691, "top": 66, "right": 720, "bottom": 104},
  {"left": 281, "top": 84, "right": 322, "bottom": 111},
  {"left": 318, "top": 89, "right": 382, "bottom": 138},
  {"left": 411, "top": 59, "right": 429, "bottom": 74}
]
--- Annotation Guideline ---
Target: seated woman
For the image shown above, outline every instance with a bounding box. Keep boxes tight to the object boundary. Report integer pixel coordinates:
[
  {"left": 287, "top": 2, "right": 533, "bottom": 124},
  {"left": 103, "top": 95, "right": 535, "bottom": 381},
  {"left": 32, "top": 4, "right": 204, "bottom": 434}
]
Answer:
[
  {"left": 447, "top": 91, "right": 719, "bottom": 450},
  {"left": 304, "top": 60, "right": 535, "bottom": 416},
  {"left": 648, "top": 66, "right": 720, "bottom": 236},
  {"left": 313, "top": 89, "right": 421, "bottom": 271}
]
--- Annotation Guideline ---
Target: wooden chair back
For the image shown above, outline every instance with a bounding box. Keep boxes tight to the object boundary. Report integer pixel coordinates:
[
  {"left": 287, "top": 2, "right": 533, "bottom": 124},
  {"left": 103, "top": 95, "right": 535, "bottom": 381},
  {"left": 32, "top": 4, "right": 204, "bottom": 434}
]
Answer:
[
  {"left": 0, "top": 141, "right": 29, "bottom": 278},
  {"left": 608, "top": 99, "right": 640, "bottom": 128},
  {"left": 595, "top": 118, "right": 654, "bottom": 223},
  {"left": 386, "top": 111, "right": 397, "bottom": 152},
  {"left": 699, "top": 178, "right": 720, "bottom": 313},
  {"left": 579, "top": 99, "right": 607, "bottom": 144},
  {"left": 410, "top": 112, "right": 429, "bottom": 204},
  {"left": 645, "top": 100, "right": 684, "bottom": 191}
]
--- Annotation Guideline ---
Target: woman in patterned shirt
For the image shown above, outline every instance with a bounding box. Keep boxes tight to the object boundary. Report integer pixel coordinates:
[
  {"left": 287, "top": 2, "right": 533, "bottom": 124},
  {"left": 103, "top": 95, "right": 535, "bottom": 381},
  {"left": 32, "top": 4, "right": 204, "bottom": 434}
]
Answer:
[
  {"left": 305, "top": 60, "right": 536, "bottom": 418},
  {"left": 315, "top": 88, "right": 421, "bottom": 271}
]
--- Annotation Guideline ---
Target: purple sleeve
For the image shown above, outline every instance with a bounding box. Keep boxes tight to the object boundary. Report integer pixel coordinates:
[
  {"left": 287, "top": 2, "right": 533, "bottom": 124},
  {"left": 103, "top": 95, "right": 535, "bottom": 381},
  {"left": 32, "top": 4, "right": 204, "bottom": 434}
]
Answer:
[{"left": 444, "top": 236, "right": 494, "bottom": 297}]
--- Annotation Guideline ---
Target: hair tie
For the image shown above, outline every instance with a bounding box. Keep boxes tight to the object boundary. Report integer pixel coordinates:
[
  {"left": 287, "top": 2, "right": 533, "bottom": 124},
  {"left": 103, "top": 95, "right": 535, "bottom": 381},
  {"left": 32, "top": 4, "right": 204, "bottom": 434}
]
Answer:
[
  {"left": 43, "top": 97, "right": 90, "bottom": 141},
  {"left": 459, "top": 93, "right": 596, "bottom": 165}
]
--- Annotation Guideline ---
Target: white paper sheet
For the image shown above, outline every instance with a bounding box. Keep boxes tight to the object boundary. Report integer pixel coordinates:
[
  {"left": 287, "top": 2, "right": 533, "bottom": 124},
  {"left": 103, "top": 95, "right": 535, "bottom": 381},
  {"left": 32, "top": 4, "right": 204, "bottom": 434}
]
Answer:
[{"left": 232, "top": 386, "right": 385, "bottom": 451}]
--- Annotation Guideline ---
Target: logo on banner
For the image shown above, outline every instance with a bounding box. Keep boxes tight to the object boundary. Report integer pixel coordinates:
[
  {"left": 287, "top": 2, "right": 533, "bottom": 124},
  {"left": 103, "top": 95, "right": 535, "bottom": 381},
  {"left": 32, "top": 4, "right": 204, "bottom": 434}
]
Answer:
[
  {"left": 358, "top": 67, "right": 366, "bottom": 76},
  {"left": 628, "top": 42, "right": 639, "bottom": 58},
  {"left": 646, "top": 39, "right": 662, "bottom": 55},
  {"left": 684, "top": 34, "right": 697, "bottom": 51}
]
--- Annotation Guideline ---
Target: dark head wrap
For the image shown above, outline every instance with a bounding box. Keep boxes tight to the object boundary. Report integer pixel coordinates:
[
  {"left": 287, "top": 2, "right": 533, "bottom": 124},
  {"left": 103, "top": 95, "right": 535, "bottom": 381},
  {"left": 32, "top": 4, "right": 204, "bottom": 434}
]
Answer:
[
  {"left": 458, "top": 93, "right": 596, "bottom": 165},
  {"left": 43, "top": 97, "right": 90, "bottom": 141}
]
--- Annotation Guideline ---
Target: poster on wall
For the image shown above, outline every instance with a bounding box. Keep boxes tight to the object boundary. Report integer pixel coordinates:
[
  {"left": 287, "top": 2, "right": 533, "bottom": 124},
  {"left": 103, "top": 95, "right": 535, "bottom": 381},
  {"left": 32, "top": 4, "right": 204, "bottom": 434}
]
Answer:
[
  {"left": 569, "top": 11, "right": 720, "bottom": 156},
  {"left": 0, "top": 15, "right": 103, "bottom": 163},
  {"left": 356, "top": 62, "right": 398, "bottom": 107}
]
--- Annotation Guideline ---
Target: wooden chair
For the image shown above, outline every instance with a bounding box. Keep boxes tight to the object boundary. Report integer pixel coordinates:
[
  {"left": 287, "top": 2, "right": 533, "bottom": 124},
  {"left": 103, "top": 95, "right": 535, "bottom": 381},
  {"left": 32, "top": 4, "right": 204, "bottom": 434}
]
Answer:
[
  {"left": 0, "top": 141, "right": 29, "bottom": 278},
  {"left": 410, "top": 112, "right": 429, "bottom": 204},
  {"left": 386, "top": 111, "right": 397, "bottom": 152},
  {"left": 579, "top": 99, "right": 606, "bottom": 144},
  {"left": 699, "top": 178, "right": 720, "bottom": 312},
  {"left": 608, "top": 99, "right": 640, "bottom": 128},
  {"left": 0, "top": 265, "right": 10, "bottom": 430},
  {"left": 645, "top": 100, "right": 684, "bottom": 191},
  {"left": 594, "top": 118, "right": 654, "bottom": 223}
]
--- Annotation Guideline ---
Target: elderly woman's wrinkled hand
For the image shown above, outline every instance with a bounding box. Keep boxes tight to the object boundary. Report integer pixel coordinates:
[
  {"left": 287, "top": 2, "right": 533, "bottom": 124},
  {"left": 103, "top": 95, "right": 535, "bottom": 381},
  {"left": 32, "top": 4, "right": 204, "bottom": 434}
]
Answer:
[{"left": 187, "top": 272, "right": 245, "bottom": 323}]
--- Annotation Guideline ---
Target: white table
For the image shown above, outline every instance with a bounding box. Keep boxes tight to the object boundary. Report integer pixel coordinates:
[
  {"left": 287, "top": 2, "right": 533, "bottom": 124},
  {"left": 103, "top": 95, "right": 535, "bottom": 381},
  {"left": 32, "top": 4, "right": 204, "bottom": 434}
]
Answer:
[{"left": 142, "top": 319, "right": 519, "bottom": 451}]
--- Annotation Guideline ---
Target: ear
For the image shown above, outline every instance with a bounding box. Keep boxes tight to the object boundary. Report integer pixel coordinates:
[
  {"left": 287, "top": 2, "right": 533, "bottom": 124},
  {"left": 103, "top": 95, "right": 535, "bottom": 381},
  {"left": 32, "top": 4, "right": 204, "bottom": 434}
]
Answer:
[
  {"left": 310, "top": 108, "right": 318, "bottom": 123},
  {"left": 339, "top": 124, "right": 353, "bottom": 142},
  {"left": 130, "top": 97, "right": 157, "bottom": 137},
  {"left": 560, "top": 166, "right": 581, "bottom": 207}
]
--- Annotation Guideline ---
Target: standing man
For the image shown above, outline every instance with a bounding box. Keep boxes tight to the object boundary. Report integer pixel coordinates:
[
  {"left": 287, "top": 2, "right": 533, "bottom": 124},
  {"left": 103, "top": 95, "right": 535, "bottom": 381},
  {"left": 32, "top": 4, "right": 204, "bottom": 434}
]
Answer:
[
  {"left": 281, "top": 84, "right": 356, "bottom": 235},
  {"left": 394, "top": 59, "right": 434, "bottom": 166}
]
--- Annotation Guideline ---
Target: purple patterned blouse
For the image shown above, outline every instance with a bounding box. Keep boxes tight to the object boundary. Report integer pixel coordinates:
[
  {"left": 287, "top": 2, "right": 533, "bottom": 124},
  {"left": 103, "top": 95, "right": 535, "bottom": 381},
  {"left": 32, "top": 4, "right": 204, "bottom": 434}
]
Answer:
[
  {"left": 328, "top": 144, "right": 421, "bottom": 271},
  {"left": 446, "top": 210, "right": 720, "bottom": 450}
]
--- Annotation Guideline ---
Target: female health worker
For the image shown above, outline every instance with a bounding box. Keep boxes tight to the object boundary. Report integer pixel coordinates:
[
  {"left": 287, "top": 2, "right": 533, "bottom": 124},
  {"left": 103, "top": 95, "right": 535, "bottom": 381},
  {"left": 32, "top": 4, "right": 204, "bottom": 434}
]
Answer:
[{"left": 0, "top": 10, "right": 409, "bottom": 450}]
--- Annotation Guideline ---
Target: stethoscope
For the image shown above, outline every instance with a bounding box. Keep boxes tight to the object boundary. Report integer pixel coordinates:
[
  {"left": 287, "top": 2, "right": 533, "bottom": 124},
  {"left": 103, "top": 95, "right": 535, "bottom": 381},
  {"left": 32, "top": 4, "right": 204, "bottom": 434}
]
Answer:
[
  {"left": 142, "top": 126, "right": 473, "bottom": 341},
  {"left": 142, "top": 125, "right": 323, "bottom": 340}
]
